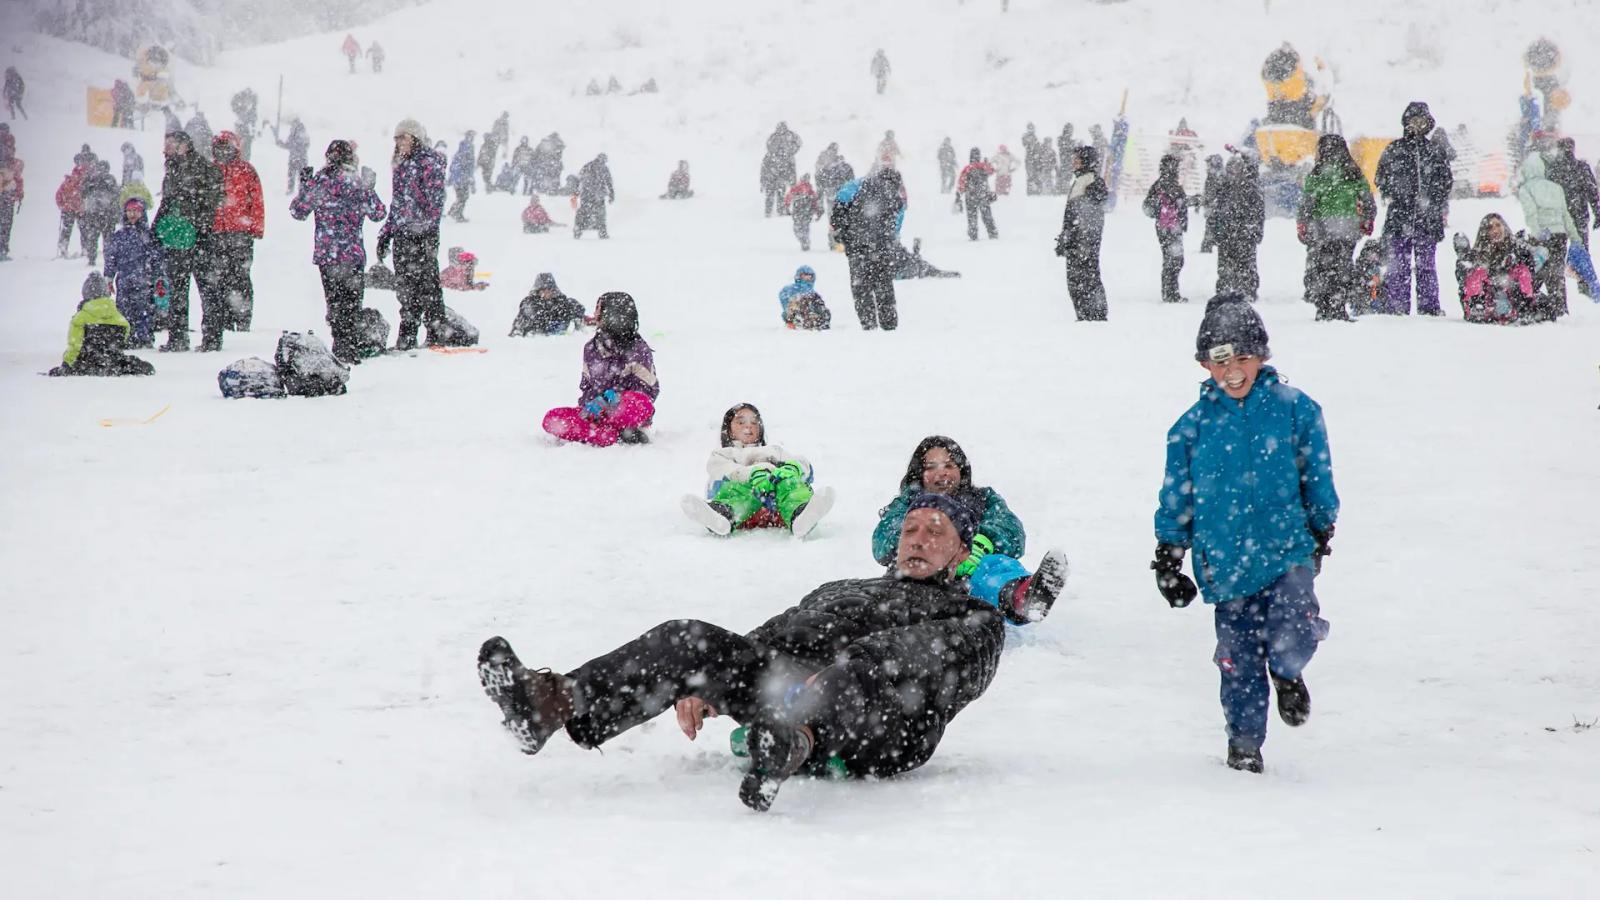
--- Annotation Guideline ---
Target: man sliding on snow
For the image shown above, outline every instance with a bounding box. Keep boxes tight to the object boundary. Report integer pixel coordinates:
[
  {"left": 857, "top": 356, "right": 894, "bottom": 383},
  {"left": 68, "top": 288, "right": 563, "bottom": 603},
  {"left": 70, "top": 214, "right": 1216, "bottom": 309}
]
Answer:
[{"left": 477, "top": 495, "right": 1067, "bottom": 811}]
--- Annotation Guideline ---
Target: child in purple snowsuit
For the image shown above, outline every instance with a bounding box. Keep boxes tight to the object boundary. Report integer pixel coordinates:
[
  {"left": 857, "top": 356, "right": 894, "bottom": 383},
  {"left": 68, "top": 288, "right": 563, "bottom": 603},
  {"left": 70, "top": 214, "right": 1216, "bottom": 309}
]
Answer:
[
  {"left": 1374, "top": 101, "right": 1454, "bottom": 314},
  {"left": 542, "top": 292, "right": 659, "bottom": 447},
  {"left": 290, "top": 139, "right": 387, "bottom": 363},
  {"left": 102, "top": 197, "right": 164, "bottom": 347}
]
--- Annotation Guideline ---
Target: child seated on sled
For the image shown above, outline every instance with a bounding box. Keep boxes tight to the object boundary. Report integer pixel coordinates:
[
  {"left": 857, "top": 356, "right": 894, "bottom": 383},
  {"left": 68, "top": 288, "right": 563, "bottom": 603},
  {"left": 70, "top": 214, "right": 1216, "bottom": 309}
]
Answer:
[
  {"left": 542, "top": 292, "right": 658, "bottom": 446},
  {"left": 510, "top": 272, "right": 586, "bottom": 336},
  {"left": 1453, "top": 213, "right": 1547, "bottom": 325},
  {"left": 522, "top": 194, "right": 559, "bottom": 234},
  {"left": 47, "top": 273, "right": 155, "bottom": 377},
  {"left": 777, "top": 265, "right": 831, "bottom": 330},
  {"left": 440, "top": 246, "right": 488, "bottom": 291},
  {"left": 660, "top": 161, "right": 693, "bottom": 199},
  {"left": 680, "top": 403, "right": 835, "bottom": 537}
]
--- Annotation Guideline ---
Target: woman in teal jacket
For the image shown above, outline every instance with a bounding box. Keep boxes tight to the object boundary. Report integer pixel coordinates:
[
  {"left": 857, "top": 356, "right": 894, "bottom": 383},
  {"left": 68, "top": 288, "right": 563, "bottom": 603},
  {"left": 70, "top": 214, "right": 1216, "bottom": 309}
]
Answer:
[{"left": 873, "top": 436, "right": 1043, "bottom": 616}]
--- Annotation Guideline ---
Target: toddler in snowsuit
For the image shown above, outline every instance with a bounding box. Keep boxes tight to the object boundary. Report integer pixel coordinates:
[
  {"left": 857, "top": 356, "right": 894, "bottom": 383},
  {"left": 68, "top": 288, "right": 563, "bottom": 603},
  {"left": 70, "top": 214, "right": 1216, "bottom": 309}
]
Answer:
[
  {"left": 48, "top": 274, "right": 155, "bottom": 376},
  {"left": 102, "top": 197, "right": 165, "bottom": 347},
  {"left": 542, "top": 292, "right": 659, "bottom": 446},
  {"left": 521, "top": 195, "right": 556, "bottom": 233},
  {"left": 510, "top": 272, "right": 585, "bottom": 336},
  {"left": 679, "top": 403, "right": 836, "bottom": 538},
  {"left": 873, "top": 436, "right": 1065, "bottom": 624},
  {"left": 784, "top": 175, "right": 822, "bottom": 250},
  {"left": 777, "top": 265, "right": 831, "bottom": 330},
  {"left": 440, "top": 247, "right": 487, "bottom": 291},
  {"left": 1152, "top": 295, "right": 1338, "bottom": 774}
]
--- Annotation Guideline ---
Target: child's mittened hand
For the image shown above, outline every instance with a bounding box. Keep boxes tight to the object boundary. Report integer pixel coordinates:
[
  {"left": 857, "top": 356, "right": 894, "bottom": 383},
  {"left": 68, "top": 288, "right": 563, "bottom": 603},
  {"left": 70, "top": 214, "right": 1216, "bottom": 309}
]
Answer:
[
  {"left": 602, "top": 389, "right": 619, "bottom": 407},
  {"left": 581, "top": 399, "right": 604, "bottom": 419}
]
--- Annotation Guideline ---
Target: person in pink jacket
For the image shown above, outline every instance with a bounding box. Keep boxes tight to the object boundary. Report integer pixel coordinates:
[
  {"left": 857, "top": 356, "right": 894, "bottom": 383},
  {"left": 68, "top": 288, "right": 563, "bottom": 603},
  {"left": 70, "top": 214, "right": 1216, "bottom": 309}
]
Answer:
[{"left": 543, "top": 292, "right": 659, "bottom": 446}]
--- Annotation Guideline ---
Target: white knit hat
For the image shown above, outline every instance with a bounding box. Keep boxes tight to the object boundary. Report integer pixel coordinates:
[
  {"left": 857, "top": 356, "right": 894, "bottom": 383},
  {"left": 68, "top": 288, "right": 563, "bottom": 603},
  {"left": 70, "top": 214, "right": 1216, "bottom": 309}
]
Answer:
[{"left": 394, "top": 118, "right": 429, "bottom": 144}]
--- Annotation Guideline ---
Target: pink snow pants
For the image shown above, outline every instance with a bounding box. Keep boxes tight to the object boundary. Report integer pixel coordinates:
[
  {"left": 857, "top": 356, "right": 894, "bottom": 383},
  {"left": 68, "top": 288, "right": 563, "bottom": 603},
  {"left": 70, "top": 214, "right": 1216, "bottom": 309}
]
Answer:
[{"left": 543, "top": 390, "right": 655, "bottom": 447}]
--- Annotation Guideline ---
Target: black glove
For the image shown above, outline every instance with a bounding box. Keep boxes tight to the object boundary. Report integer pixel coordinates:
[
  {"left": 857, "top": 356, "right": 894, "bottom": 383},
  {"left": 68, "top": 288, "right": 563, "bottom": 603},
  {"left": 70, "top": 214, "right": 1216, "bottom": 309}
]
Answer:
[
  {"left": 299, "top": 166, "right": 313, "bottom": 185},
  {"left": 375, "top": 232, "right": 391, "bottom": 263},
  {"left": 1151, "top": 543, "right": 1197, "bottom": 608},
  {"left": 1312, "top": 525, "right": 1334, "bottom": 574}
]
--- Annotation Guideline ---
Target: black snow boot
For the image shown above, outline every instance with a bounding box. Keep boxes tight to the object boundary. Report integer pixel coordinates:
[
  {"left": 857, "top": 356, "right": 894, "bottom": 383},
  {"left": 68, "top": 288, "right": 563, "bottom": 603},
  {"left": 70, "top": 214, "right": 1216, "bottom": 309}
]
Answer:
[
  {"left": 739, "top": 722, "right": 813, "bottom": 812},
  {"left": 617, "top": 427, "right": 650, "bottom": 445},
  {"left": 477, "top": 636, "right": 574, "bottom": 756},
  {"left": 1272, "top": 674, "right": 1311, "bottom": 727},
  {"left": 1227, "top": 744, "right": 1264, "bottom": 774},
  {"left": 998, "top": 549, "right": 1069, "bottom": 624}
]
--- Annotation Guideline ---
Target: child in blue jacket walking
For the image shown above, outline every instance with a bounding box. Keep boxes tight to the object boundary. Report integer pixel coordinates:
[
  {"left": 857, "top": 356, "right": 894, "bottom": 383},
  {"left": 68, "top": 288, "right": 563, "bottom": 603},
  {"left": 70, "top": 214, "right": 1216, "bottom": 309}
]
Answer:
[
  {"left": 1152, "top": 294, "right": 1339, "bottom": 774},
  {"left": 102, "top": 197, "right": 165, "bottom": 347}
]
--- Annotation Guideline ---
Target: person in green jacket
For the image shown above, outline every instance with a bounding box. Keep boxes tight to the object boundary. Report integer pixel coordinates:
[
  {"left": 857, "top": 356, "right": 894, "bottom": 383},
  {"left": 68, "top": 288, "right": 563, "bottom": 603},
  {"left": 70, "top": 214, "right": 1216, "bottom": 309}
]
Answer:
[
  {"left": 48, "top": 273, "right": 154, "bottom": 376},
  {"left": 873, "top": 436, "right": 1065, "bottom": 622},
  {"left": 1517, "top": 152, "right": 1589, "bottom": 316},
  {"left": 1296, "top": 135, "right": 1375, "bottom": 321}
]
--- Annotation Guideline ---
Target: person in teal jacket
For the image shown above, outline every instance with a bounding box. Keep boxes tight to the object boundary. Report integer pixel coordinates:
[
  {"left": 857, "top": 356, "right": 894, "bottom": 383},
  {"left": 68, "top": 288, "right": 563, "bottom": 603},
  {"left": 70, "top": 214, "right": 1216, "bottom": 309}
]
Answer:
[
  {"left": 874, "top": 436, "right": 1062, "bottom": 624},
  {"left": 1152, "top": 294, "right": 1338, "bottom": 774}
]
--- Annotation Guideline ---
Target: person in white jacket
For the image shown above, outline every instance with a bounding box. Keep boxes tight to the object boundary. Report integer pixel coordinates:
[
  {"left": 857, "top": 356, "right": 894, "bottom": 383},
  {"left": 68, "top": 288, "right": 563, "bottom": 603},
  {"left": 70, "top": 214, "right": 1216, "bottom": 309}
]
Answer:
[
  {"left": 1516, "top": 152, "right": 1593, "bottom": 314},
  {"left": 680, "top": 403, "right": 835, "bottom": 538}
]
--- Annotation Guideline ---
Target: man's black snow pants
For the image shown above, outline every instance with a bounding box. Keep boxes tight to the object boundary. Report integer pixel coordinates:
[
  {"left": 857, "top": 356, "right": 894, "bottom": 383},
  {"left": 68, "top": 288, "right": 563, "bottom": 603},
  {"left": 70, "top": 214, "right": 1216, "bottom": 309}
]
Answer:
[
  {"left": 847, "top": 248, "right": 898, "bottom": 330},
  {"left": 392, "top": 229, "right": 445, "bottom": 349},
  {"left": 562, "top": 619, "right": 948, "bottom": 778},
  {"left": 318, "top": 263, "right": 365, "bottom": 361}
]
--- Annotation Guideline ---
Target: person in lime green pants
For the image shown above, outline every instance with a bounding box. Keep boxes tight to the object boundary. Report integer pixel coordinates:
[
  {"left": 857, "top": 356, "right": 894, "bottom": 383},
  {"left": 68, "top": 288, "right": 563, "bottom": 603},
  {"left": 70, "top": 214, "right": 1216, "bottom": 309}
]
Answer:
[{"left": 680, "top": 403, "right": 835, "bottom": 538}]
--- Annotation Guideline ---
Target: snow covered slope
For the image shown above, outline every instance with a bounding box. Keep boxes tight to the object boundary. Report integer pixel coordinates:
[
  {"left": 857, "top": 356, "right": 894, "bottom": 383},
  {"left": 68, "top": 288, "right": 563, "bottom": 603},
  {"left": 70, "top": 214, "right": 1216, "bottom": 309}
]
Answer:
[{"left": 2, "top": 2, "right": 1598, "bottom": 898}]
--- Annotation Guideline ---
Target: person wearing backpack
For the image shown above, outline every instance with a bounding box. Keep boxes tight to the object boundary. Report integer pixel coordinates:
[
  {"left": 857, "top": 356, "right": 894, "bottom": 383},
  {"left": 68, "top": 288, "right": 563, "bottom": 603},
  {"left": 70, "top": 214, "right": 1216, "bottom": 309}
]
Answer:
[
  {"left": 1142, "top": 154, "right": 1190, "bottom": 303},
  {"left": 290, "top": 139, "right": 388, "bottom": 364}
]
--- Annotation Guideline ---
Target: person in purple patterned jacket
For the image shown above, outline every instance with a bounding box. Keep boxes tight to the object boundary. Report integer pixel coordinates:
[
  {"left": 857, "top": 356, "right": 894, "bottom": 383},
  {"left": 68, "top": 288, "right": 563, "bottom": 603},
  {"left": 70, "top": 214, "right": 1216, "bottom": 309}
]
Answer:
[
  {"left": 543, "top": 292, "right": 660, "bottom": 447},
  {"left": 376, "top": 118, "right": 447, "bottom": 350},
  {"left": 290, "top": 139, "right": 387, "bottom": 363}
]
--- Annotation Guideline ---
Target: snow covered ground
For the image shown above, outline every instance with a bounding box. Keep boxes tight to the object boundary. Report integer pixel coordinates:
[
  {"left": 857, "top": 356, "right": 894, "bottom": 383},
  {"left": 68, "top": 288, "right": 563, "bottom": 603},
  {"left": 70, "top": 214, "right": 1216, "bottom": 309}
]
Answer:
[{"left": 2, "top": 1, "right": 1598, "bottom": 897}]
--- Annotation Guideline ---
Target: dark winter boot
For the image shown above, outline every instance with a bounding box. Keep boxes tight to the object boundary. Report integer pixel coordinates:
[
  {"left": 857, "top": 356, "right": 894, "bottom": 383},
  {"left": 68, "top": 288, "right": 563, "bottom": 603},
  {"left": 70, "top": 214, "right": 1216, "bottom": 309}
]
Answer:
[
  {"left": 739, "top": 721, "right": 814, "bottom": 812},
  {"left": 999, "top": 549, "right": 1069, "bottom": 624},
  {"left": 1226, "top": 744, "right": 1264, "bottom": 773},
  {"left": 477, "top": 636, "right": 574, "bottom": 756},
  {"left": 617, "top": 427, "right": 649, "bottom": 445},
  {"left": 1272, "top": 674, "right": 1311, "bottom": 727},
  {"left": 160, "top": 331, "right": 190, "bottom": 352},
  {"left": 680, "top": 495, "right": 734, "bottom": 536}
]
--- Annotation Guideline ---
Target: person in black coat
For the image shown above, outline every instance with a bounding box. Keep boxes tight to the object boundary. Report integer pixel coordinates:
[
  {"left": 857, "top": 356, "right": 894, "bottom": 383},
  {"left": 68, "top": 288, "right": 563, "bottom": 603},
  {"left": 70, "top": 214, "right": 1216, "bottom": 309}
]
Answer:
[
  {"left": 1546, "top": 138, "right": 1600, "bottom": 257},
  {"left": 761, "top": 123, "right": 802, "bottom": 217},
  {"left": 831, "top": 167, "right": 906, "bottom": 330},
  {"left": 1057, "top": 145, "right": 1109, "bottom": 321},
  {"left": 573, "top": 154, "right": 614, "bottom": 239},
  {"left": 1199, "top": 154, "right": 1224, "bottom": 253},
  {"left": 1212, "top": 155, "right": 1267, "bottom": 299},
  {"left": 510, "top": 272, "right": 585, "bottom": 336},
  {"left": 937, "top": 138, "right": 956, "bottom": 193},
  {"left": 1142, "top": 154, "right": 1190, "bottom": 303},
  {"left": 153, "top": 130, "right": 223, "bottom": 352},
  {"left": 1374, "top": 101, "right": 1453, "bottom": 314},
  {"left": 475, "top": 495, "right": 1063, "bottom": 812}
]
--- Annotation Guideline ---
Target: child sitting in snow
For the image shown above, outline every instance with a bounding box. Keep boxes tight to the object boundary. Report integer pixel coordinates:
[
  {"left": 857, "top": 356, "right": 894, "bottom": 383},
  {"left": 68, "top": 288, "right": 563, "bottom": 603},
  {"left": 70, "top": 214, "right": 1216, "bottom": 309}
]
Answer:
[
  {"left": 1453, "top": 213, "right": 1545, "bottom": 325},
  {"left": 542, "top": 292, "right": 658, "bottom": 446},
  {"left": 47, "top": 273, "right": 155, "bottom": 377},
  {"left": 777, "top": 265, "right": 831, "bottom": 330},
  {"left": 660, "top": 161, "right": 692, "bottom": 199},
  {"left": 440, "top": 246, "right": 488, "bottom": 291},
  {"left": 521, "top": 194, "right": 558, "bottom": 233},
  {"left": 679, "top": 403, "right": 836, "bottom": 538},
  {"left": 510, "top": 272, "right": 586, "bottom": 336}
]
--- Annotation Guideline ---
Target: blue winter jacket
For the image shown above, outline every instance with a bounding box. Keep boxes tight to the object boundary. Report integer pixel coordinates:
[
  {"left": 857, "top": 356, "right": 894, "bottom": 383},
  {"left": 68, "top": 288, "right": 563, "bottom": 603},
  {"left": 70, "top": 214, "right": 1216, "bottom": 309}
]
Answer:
[
  {"left": 103, "top": 213, "right": 165, "bottom": 296},
  {"left": 778, "top": 265, "right": 816, "bottom": 317},
  {"left": 1154, "top": 367, "right": 1339, "bottom": 604},
  {"left": 448, "top": 139, "right": 476, "bottom": 188}
]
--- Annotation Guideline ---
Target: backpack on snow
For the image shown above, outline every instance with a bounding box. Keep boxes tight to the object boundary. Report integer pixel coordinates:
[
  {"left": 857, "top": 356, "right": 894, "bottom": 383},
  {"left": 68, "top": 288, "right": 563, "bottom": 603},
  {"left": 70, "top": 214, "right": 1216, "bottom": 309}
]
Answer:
[
  {"left": 366, "top": 263, "right": 396, "bottom": 291},
  {"left": 274, "top": 331, "right": 350, "bottom": 396},
  {"left": 354, "top": 307, "right": 390, "bottom": 357},
  {"left": 218, "top": 356, "right": 287, "bottom": 398},
  {"left": 429, "top": 306, "right": 479, "bottom": 347}
]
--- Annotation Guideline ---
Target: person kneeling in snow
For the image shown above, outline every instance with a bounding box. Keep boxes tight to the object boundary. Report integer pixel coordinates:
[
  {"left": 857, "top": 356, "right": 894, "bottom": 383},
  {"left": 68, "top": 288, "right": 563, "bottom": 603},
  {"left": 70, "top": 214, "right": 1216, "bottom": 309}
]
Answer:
[
  {"left": 520, "top": 194, "right": 558, "bottom": 234},
  {"left": 440, "top": 246, "right": 488, "bottom": 291},
  {"left": 680, "top": 403, "right": 836, "bottom": 538},
  {"left": 542, "top": 292, "right": 658, "bottom": 446},
  {"left": 48, "top": 273, "right": 155, "bottom": 376},
  {"left": 510, "top": 273, "right": 585, "bottom": 336},
  {"left": 1152, "top": 295, "right": 1338, "bottom": 775},
  {"left": 777, "top": 264, "right": 831, "bottom": 330},
  {"left": 477, "top": 494, "right": 1066, "bottom": 812},
  {"left": 873, "top": 436, "right": 1062, "bottom": 624}
]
